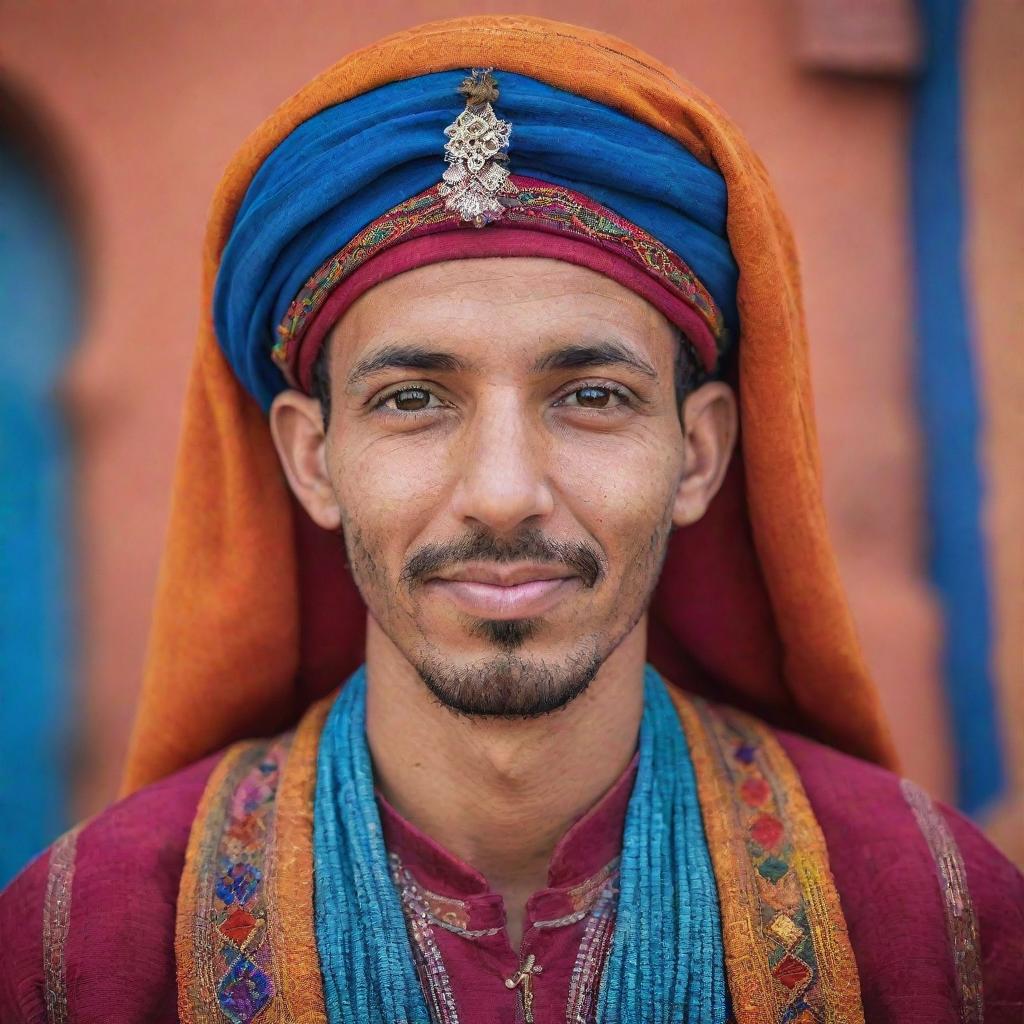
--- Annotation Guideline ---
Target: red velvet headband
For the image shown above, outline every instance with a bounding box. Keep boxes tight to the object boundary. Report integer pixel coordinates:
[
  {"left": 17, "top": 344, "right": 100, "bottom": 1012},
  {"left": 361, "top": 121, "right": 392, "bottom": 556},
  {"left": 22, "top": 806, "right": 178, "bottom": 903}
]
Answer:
[{"left": 273, "top": 176, "right": 728, "bottom": 393}]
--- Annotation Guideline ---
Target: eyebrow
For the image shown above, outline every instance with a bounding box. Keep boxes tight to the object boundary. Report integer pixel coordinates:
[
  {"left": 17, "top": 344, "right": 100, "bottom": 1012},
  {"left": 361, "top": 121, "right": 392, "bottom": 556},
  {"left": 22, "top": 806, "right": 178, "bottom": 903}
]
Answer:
[
  {"left": 532, "top": 341, "right": 658, "bottom": 380},
  {"left": 346, "top": 345, "right": 469, "bottom": 389},
  {"left": 345, "top": 339, "right": 658, "bottom": 389}
]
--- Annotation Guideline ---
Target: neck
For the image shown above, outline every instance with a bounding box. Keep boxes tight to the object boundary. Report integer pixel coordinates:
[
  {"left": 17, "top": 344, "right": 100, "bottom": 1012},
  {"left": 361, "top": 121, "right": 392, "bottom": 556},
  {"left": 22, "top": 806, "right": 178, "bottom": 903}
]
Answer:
[{"left": 364, "top": 618, "right": 645, "bottom": 939}]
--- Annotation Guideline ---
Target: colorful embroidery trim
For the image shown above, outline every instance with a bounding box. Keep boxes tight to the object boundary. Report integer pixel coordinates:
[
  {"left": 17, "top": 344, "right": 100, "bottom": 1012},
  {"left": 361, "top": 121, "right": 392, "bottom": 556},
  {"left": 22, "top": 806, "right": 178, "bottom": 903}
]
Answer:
[
  {"left": 43, "top": 824, "right": 81, "bottom": 1024},
  {"left": 390, "top": 855, "right": 463, "bottom": 1024},
  {"left": 900, "top": 778, "right": 984, "bottom": 1024},
  {"left": 512, "top": 184, "right": 722, "bottom": 333},
  {"left": 272, "top": 175, "right": 727, "bottom": 383},
  {"left": 673, "top": 693, "right": 865, "bottom": 1024},
  {"left": 177, "top": 737, "right": 291, "bottom": 1024},
  {"left": 177, "top": 698, "right": 331, "bottom": 1024}
]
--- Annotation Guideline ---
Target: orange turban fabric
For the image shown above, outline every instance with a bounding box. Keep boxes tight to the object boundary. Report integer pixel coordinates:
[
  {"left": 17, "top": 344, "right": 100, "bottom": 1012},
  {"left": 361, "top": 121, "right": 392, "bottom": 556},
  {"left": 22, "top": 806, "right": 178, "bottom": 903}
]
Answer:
[{"left": 122, "top": 15, "right": 897, "bottom": 794}]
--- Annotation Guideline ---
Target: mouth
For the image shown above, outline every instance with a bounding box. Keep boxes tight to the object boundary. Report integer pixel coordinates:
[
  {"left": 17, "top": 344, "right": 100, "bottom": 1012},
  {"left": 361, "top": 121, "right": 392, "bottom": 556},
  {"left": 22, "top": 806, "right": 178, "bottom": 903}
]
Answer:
[{"left": 426, "top": 563, "right": 579, "bottom": 619}]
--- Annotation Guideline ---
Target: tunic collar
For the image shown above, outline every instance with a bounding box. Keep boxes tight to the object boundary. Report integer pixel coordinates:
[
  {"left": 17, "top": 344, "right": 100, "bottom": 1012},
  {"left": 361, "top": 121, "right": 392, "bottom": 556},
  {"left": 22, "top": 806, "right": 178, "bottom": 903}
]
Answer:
[{"left": 376, "top": 752, "right": 638, "bottom": 935}]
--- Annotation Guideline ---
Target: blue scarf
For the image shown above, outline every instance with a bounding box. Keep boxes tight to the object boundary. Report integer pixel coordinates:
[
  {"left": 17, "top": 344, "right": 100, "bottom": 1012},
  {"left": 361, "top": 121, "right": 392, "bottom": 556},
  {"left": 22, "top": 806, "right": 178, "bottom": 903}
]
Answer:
[{"left": 313, "top": 666, "right": 728, "bottom": 1022}]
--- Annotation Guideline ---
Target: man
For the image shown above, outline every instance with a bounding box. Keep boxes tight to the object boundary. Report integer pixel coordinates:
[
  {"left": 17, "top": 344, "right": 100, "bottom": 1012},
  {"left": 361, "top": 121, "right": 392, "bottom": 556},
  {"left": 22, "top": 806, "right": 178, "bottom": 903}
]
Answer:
[{"left": 1, "top": 15, "right": 1020, "bottom": 1024}]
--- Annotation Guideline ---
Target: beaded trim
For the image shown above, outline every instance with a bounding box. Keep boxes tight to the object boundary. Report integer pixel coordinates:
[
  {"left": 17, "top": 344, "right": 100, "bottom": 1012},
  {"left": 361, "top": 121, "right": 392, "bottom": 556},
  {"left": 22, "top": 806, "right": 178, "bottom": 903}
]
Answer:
[
  {"left": 390, "top": 855, "right": 462, "bottom": 1024},
  {"left": 272, "top": 177, "right": 727, "bottom": 384},
  {"left": 42, "top": 824, "right": 81, "bottom": 1024},
  {"left": 534, "top": 858, "right": 619, "bottom": 930},
  {"left": 533, "top": 907, "right": 589, "bottom": 930},
  {"left": 900, "top": 778, "right": 984, "bottom": 1023},
  {"left": 673, "top": 692, "right": 865, "bottom": 1024},
  {"left": 565, "top": 875, "right": 618, "bottom": 1024}
]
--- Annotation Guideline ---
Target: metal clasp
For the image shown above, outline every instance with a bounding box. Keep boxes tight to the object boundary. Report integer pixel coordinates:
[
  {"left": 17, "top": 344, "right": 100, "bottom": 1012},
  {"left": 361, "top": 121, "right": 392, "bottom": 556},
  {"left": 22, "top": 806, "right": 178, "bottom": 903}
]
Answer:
[{"left": 505, "top": 953, "right": 543, "bottom": 1023}]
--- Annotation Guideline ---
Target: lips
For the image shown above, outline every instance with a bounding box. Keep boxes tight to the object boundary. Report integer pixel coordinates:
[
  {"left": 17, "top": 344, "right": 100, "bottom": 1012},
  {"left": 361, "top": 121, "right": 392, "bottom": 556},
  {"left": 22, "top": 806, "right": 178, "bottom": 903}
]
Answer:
[{"left": 426, "top": 563, "right": 578, "bottom": 618}]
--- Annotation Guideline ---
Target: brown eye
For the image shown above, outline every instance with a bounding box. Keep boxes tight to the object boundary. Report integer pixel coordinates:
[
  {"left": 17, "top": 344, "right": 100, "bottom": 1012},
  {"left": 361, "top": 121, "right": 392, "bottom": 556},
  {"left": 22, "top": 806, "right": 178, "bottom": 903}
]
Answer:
[
  {"left": 573, "top": 386, "right": 612, "bottom": 408},
  {"left": 555, "top": 384, "right": 631, "bottom": 413},
  {"left": 576, "top": 387, "right": 610, "bottom": 407},
  {"left": 389, "top": 387, "right": 434, "bottom": 411}
]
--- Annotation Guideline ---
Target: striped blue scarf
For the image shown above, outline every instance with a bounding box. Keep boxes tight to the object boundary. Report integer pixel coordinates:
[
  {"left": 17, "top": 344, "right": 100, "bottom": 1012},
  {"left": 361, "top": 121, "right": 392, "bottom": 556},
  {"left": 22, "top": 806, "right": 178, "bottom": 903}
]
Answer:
[{"left": 313, "top": 665, "right": 727, "bottom": 1022}]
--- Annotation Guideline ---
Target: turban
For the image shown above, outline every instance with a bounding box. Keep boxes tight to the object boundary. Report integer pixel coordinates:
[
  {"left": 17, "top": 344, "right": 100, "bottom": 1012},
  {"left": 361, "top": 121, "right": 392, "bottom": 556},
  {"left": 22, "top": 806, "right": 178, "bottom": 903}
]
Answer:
[
  {"left": 214, "top": 72, "right": 739, "bottom": 410},
  {"left": 122, "top": 16, "right": 897, "bottom": 793}
]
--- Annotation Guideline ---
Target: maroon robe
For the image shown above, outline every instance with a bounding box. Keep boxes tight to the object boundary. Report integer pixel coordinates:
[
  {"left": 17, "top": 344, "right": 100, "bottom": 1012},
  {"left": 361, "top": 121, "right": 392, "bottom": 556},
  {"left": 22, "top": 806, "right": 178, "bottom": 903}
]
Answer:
[
  {"left": 1, "top": 732, "right": 1021, "bottom": 1023},
  {"left": 378, "top": 755, "right": 637, "bottom": 1023}
]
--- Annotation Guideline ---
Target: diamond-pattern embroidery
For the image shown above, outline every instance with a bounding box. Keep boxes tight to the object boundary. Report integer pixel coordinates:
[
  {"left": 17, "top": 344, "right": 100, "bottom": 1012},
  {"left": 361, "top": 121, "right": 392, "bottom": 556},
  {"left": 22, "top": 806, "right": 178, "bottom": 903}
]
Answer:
[
  {"left": 757, "top": 855, "right": 789, "bottom": 882},
  {"left": 750, "top": 813, "right": 784, "bottom": 850},
  {"left": 200, "top": 743, "right": 286, "bottom": 1023},
  {"left": 219, "top": 907, "right": 261, "bottom": 947},
  {"left": 772, "top": 952, "right": 812, "bottom": 991},
  {"left": 766, "top": 912, "right": 804, "bottom": 948},
  {"left": 791, "top": 1010, "right": 820, "bottom": 1024},
  {"left": 686, "top": 699, "right": 868, "bottom": 1022},
  {"left": 216, "top": 950, "right": 273, "bottom": 1024}
]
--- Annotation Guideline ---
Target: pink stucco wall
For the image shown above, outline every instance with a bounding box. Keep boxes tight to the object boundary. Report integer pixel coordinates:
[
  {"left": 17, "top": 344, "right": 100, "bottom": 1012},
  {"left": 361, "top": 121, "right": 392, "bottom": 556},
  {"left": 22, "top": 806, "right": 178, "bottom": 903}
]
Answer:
[
  {"left": 964, "top": 1, "right": 1024, "bottom": 862},
  {"left": 2, "top": 1, "right": 955, "bottom": 816}
]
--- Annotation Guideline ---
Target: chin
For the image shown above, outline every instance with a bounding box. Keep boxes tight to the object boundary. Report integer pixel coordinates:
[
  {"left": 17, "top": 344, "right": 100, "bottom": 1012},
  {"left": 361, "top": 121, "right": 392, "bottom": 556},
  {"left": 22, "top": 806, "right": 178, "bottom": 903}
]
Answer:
[{"left": 412, "top": 639, "right": 605, "bottom": 719}]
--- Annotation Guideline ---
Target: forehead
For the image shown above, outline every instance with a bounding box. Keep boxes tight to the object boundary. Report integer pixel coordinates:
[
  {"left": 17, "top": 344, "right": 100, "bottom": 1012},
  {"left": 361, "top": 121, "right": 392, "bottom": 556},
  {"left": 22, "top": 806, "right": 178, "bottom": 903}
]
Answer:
[{"left": 327, "top": 257, "right": 677, "bottom": 372}]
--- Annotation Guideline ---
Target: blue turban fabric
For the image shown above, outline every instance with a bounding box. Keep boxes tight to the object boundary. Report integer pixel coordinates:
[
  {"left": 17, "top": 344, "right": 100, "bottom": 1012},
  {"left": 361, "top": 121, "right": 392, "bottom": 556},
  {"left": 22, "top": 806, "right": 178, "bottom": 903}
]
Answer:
[{"left": 214, "top": 71, "right": 738, "bottom": 411}]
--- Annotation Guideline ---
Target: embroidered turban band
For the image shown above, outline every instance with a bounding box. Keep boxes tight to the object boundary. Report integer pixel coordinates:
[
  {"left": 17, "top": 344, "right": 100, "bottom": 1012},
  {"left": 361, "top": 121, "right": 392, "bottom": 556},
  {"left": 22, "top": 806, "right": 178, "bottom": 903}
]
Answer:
[{"left": 215, "top": 70, "right": 739, "bottom": 410}]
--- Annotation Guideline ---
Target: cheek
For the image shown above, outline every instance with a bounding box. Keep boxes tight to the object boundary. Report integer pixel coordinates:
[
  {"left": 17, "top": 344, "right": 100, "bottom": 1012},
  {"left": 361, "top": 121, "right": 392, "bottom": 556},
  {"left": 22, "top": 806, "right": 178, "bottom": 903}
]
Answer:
[
  {"left": 552, "top": 433, "right": 683, "bottom": 547},
  {"left": 329, "top": 434, "right": 454, "bottom": 601},
  {"left": 333, "top": 435, "right": 452, "bottom": 528}
]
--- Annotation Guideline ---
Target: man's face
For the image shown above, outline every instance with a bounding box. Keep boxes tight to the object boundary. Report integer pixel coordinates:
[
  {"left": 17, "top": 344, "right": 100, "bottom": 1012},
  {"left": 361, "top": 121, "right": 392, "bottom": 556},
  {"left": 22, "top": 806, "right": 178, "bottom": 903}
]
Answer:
[{"left": 272, "top": 257, "right": 735, "bottom": 717}]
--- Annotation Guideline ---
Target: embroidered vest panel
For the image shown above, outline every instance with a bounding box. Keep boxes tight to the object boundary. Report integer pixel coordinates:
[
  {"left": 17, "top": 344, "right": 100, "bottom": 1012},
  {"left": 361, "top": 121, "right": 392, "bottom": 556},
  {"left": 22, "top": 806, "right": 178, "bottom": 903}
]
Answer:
[
  {"left": 672, "top": 693, "right": 866, "bottom": 1024},
  {"left": 175, "top": 698, "right": 329, "bottom": 1024}
]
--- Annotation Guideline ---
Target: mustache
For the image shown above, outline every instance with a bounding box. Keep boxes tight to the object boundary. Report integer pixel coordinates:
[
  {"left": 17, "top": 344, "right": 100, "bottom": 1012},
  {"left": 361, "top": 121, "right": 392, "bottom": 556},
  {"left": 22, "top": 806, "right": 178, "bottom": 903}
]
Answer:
[{"left": 400, "top": 528, "right": 604, "bottom": 589}]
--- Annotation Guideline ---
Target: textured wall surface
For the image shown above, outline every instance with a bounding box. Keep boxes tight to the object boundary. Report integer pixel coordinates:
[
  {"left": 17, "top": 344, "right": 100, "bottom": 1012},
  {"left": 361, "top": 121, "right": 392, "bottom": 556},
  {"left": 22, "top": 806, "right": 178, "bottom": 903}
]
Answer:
[
  {"left": 964, "top": 0, "right": 1024, "bottom": 861},
  {"left": 5, "top": 0, "right": 1003, "bottom": 832}
]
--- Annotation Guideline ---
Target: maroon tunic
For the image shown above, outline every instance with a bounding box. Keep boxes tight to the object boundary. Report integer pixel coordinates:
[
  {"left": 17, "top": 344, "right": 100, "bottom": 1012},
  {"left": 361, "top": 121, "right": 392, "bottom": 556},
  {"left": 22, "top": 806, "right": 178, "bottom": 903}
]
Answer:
[
  {"left": 780, "top": 732, "right": 1024, "bottom": 1023},
  {"left": 0, "top": 755, "right": 217, "bottom": 1024},
  {"left": 380, "top": 756, "right": 636, "bottom": 1023},
  {"left": 1, "top": 734, "right": 1021, "bottom": 1023}
]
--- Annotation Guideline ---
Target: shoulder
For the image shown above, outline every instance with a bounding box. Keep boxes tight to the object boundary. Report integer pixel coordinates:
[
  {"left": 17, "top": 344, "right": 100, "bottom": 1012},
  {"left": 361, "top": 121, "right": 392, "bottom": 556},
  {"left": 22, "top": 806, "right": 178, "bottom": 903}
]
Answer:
[
  {"left": 777, "top": 729, "right": 1024, "bottom": 1022},
  {"left": 0, "top": 754, "right": 219, "bottom": 1024}
]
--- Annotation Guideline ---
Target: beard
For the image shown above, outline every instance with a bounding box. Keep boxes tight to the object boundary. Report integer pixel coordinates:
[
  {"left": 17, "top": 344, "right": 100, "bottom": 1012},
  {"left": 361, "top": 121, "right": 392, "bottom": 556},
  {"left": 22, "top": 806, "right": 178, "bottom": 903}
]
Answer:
[
  {"left": 414, "top": 637, "right": 606, "bottom": 718},
  {"left": 342, "top": 516, "right": 671, "bottom": 720}
]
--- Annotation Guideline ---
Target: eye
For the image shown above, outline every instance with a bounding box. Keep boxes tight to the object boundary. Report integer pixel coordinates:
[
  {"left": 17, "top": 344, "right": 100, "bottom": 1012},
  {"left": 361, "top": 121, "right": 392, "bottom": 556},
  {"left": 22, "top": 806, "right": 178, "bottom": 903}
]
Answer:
[
  {"left": 377, "top": 386, "right": 445, "bottom": 413},
  {"left": 557, "top": 385, "right": 628, "bottom": 409}
]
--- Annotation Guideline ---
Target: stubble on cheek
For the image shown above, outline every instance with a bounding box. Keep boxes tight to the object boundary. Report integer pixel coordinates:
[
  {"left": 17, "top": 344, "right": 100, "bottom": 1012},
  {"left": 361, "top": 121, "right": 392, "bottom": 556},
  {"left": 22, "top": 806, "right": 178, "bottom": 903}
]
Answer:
[
  {"left": 611, "top": 502, "right": 675, "bottom": 627},
  {"left": 338, "top": 514, "right": 395, "bottom": 622}
]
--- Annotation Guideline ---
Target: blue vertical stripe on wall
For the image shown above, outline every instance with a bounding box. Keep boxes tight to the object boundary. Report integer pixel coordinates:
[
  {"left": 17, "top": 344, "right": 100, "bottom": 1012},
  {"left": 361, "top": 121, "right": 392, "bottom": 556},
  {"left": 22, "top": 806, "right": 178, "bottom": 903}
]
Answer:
[
  {"left": 0, "top": 139, "right": 79, "bottom": 886},
  {"left": 910, "top": 0, "right": 1004, "bottom": 813}
]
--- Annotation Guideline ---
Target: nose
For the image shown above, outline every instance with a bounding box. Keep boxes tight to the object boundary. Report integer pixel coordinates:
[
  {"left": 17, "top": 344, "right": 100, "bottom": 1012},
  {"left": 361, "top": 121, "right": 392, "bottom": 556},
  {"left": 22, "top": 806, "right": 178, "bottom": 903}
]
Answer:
[{"left": 449, "top": 390, "right": 555, "bottom": 534}]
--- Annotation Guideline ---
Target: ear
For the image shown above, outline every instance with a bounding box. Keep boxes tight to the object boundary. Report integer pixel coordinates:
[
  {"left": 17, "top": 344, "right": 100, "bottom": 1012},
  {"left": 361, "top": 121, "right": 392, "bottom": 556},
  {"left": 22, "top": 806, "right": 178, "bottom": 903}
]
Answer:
[
  {"left": 671, "top": 381, "right": 738, "bottom": 528},
  {"left": 268, "top": 389, "right": 342, "bottom": 530}
]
